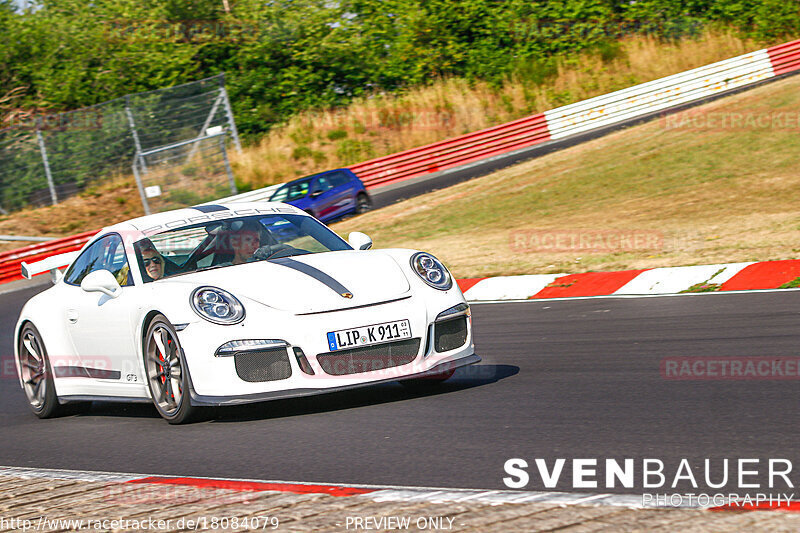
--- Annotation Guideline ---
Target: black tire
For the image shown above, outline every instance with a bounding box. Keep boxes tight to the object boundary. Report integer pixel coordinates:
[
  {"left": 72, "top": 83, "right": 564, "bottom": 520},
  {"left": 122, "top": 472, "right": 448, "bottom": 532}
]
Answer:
[
  {"left": 355, "top": 193, "right": 372, "bottom": 214},
  {"left": 399, "top": 368, "right": 456, "bottom": 390},
  {"left": 143, "top": 314, "right": 197, "bottom": 424},
  {"left": 18, "top": 323, "right": 63, "bottom": 418}
]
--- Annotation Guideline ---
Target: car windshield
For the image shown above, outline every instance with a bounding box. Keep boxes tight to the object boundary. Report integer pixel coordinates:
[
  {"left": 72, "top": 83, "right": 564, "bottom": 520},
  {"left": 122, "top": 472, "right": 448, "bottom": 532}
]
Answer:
[
  {"left": 134, "top": 214, "right": 351, "bottom": 282},
  {"left": 270, "top": 179, "right": 312, "bottom": 202}
]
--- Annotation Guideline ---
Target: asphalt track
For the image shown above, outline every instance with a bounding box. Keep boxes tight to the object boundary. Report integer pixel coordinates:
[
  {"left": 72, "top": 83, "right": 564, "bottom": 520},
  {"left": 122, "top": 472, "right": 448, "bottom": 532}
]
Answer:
[{"left": 1, "top": 285, "right": 798, "bottom": 495}]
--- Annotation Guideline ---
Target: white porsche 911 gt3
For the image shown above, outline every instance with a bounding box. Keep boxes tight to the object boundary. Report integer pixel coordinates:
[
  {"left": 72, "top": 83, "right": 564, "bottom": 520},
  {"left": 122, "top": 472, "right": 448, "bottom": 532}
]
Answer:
[{"left": 14, "top": 202, "right": 479, "bottom": 423}]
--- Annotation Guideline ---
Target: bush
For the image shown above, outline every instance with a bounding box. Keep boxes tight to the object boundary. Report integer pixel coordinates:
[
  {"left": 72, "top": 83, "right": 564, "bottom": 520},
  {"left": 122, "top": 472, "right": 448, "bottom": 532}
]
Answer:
[
  {"left": 326, "top": 129, "right": 347, "bottom": 141},
  {"left": 336, "top": 139, "right": 374, "bottom": 165}
]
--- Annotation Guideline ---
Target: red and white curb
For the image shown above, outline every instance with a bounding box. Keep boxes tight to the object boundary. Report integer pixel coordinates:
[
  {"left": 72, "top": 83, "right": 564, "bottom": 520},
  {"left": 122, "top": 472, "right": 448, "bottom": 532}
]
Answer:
[
  {"left": 459, "top": 259, "right": 800, "bottom": 301},
  {"left": 4, "top": 466, "right": 800, "bottom": 512},
  {"left": 0, "top": 466, "right": 642, "bottom": 508}
]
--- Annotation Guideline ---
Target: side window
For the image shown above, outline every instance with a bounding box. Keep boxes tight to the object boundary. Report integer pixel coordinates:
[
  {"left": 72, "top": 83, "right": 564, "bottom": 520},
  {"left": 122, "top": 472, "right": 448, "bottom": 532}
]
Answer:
[
  {"left": 315, "top": 176, "right": 332, "bottom": 193},
  {"left": 289, "top": 180, "right": 310, "bottom": 200},
  {"left": 327, "top": 171, "right": 350, "bottom": 188},
  {"left": 109, "top": 237, "right": 133, "bottom": 287},
  {"left": 64, "top": 235, "right": 132, "bottom": 287}
]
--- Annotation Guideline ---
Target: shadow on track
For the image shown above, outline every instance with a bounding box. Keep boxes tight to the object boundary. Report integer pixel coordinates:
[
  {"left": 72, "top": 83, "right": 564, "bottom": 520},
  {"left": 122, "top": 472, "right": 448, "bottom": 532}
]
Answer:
[
  {"left": 72, "top": 364, "right": 519, "bottom": 423},
  {"left": 207, "top": 363, "right": 519, "bottom": 423}
]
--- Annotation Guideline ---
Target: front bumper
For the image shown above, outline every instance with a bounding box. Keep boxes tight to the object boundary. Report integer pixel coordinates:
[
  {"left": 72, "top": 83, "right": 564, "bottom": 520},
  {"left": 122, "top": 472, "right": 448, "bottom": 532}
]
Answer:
[
  {"left": 176, "top": 291, "right": 478, "bottom": 404},
  {"left": 188, "top": 353, "right": 481, "bottom": 406}
]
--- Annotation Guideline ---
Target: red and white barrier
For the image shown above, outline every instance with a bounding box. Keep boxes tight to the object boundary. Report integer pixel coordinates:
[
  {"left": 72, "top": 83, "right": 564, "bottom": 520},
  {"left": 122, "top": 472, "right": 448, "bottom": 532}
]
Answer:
[
  {"left": 350, "top": 38, "right": 800, "bottom": 190},
  {"left": 0, "top": 230, "right": 97, "bottom": 284},
  {"left": 544, "top": 51, "right": 773, "bottom": 139},
  {"left": 350, "top": 113, "right": 551, "bottom": 189},
  {"left": 459, "top": 260, "right": 800, "bottom": 301}
]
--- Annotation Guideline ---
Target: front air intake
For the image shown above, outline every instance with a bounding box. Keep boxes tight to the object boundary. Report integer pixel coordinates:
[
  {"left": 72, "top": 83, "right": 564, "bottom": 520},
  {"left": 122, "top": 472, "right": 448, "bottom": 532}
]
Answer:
[
  {"left": 234, "top": 348, "right": 292, "bottom": 382},
  {"left": 434, "top": 316, "right": 468, "bottom": 352},
  {"left": 317, "top": 339, "right": 421, "bottom": 376}
]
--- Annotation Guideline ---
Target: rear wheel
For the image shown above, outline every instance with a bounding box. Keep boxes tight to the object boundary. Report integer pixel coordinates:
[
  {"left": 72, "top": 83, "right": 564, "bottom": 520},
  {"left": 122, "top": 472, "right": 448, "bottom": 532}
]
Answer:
[
  {"left": 18, "top": 324, "right": 62, "bottom": 418},
  {"left": 144, "top": 315, "right": 196, "bottom": 424},
  {"left": 355, "top": 193, "right": 371, "bottom": 214}
]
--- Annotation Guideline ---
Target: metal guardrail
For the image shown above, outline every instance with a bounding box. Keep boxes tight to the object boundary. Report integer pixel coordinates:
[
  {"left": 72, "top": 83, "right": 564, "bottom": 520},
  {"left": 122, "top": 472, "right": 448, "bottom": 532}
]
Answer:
[
  {"left": 769, "top": 39, "right": 800, "bottom": 75},
  {"left": 350, "top": 114, "right": 550, "bottom": 189},
  {"left": 209, "top": 184, "right": 281, "bottom": 204},
  {"left": 0, "top": 235, "right": 56, "bottom": 242},
  {"left": 2, "top": 37, "right": 799, "bottom": 284},
  {"left": 0, "top": 230, "right": 98, "bottom": 284}
]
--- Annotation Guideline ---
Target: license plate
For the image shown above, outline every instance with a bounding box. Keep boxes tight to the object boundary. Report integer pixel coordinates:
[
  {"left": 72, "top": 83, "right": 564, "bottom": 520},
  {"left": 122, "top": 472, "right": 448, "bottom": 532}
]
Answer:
[{"left": 327, "top": 319, "right": 412, "bottom": 351}]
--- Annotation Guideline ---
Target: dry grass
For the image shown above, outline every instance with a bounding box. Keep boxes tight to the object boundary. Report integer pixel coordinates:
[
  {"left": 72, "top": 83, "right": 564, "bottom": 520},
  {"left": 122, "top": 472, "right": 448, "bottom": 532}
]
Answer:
[
  {"left": 232, "top": 31, "right": 760, "bottom": 187},
  {"left": 0, "top": 177, "right": 144, "bottom": 252},
  {"left": 332, "top": 74, "right": 800, "bottom": 278},
  {"left": 2, "top": 30, "right": 792, "bottom": 275}
]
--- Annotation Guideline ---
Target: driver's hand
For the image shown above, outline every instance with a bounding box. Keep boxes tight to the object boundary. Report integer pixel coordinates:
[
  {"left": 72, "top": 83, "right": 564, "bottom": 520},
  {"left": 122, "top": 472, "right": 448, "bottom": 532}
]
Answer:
[{"left": 253, "top": 245, "right": 273, "bottom": 261}]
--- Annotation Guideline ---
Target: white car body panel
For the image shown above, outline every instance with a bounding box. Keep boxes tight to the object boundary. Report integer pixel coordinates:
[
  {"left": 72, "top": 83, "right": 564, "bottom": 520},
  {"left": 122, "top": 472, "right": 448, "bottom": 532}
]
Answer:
[{"left": 14, "top": 202, "right": 478, "bottom": 409}]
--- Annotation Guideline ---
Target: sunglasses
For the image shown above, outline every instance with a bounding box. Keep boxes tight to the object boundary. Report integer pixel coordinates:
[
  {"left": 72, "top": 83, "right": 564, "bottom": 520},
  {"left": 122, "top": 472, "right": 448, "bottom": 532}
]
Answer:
[{"left": 143, "top": 256, "right": 163, "bottom": 266}]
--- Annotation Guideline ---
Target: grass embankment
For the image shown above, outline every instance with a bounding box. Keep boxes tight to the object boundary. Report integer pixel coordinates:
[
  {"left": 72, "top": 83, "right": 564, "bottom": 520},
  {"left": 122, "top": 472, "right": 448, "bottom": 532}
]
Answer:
[
  {"left": 231, "top": 31, "right": 760, "bottom": 187},
  {"left": 333, "top": 74, "right": 800, "bottom": 278},
  {"left": 0, "top": 31, "right": 794, "bottom": 276}
]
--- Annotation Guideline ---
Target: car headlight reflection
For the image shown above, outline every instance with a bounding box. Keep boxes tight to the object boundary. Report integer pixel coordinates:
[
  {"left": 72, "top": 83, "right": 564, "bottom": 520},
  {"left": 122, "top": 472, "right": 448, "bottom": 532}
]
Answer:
[
  {"left": 191, "top": 286, "right": 245, "bottom": 325},
  {"left": 411, "top": 252, "right": 453, "bottom": 290}
]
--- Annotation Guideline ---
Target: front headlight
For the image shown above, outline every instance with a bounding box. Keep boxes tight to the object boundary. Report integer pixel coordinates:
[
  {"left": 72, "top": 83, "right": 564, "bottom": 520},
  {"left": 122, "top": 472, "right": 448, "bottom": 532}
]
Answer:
[
  {"left": 190, "top": 286, "right": 246, "bottom": 325},
  {"left": 410, "top": 252, "right": 453, "bottom": 290}
]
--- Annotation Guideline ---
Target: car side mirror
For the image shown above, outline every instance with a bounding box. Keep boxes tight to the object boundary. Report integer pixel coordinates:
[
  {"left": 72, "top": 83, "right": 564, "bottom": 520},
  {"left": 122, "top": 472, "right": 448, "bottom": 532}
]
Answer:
[
  {"left": 310, "top": 189, "right": 323, "bottom": 198},
  {"left": 348, "top": 232, "right": 373, "bottom": 250},
  {"left": 80, "top": 269, "right": 122, "bottom": 299}
]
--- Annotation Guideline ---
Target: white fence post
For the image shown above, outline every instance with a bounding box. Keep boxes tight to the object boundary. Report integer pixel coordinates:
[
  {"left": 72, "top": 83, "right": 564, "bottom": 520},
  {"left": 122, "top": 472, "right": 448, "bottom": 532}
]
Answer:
[{"left": 35, "top": 122, "right": 58, "bottom": 205}]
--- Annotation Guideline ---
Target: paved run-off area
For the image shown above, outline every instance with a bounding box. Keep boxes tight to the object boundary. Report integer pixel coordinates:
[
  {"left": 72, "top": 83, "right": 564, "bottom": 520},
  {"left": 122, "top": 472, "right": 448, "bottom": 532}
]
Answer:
[{"left": 2, "top": 474, "right": 800, "bottom": 532}]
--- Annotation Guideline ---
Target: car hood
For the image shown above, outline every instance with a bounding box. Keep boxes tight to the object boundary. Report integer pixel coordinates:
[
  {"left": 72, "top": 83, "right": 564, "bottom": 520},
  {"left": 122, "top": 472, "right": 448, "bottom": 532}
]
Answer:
[{"left": 168, "top": 250, "right": 411, "bottom": 314}]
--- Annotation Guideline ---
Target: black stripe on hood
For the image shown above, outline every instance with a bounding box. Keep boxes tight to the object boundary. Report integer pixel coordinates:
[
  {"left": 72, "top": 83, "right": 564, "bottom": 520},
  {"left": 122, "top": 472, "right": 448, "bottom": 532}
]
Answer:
[{"left": 272, "top": 257, "right": 352, "bottom": 297}]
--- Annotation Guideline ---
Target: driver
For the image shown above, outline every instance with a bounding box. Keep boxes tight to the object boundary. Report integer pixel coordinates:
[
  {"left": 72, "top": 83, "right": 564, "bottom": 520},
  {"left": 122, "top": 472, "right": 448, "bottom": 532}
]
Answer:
[{"left": 230, "top": 228, "right": 260, "bottom": 265}]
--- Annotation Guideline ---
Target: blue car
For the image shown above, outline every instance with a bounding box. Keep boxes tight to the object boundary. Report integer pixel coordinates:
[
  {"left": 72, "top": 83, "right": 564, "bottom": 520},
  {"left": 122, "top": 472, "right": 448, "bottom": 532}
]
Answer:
[{"left": 269, "top": 169, "right": 371, "bottom": 223}]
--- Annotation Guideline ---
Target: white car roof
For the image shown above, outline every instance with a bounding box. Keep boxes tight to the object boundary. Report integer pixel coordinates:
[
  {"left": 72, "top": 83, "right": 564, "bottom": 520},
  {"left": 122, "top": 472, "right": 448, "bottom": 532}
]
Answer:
[{"left": 99, "top": 201, "right": 305, "bottom": 238}]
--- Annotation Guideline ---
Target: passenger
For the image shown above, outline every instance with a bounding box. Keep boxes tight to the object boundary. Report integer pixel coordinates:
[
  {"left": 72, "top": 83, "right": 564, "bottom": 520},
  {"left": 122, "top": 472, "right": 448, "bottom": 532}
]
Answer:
[{"left": 138, "top": 239, "right": 166, "bottom": 281}]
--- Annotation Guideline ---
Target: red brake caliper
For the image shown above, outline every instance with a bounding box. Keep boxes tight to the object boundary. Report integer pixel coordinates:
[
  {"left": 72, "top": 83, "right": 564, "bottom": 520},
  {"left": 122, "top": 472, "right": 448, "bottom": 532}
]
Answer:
[
  {"left": 166, "top": 339, "right": 174, "bottom": 398},
  {"left": 158, "top": 342, "right": 166, "bottom": 386}
]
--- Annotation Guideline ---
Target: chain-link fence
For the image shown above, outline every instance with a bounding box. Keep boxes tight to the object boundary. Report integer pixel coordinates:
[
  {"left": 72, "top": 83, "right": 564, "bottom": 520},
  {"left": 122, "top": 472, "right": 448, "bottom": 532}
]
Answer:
[
  {"left": 133, "top": 131, "right": 237, "bottom": 214},
  {"left": 0, "top": 73, "right": 240, "bottom": 215}
]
